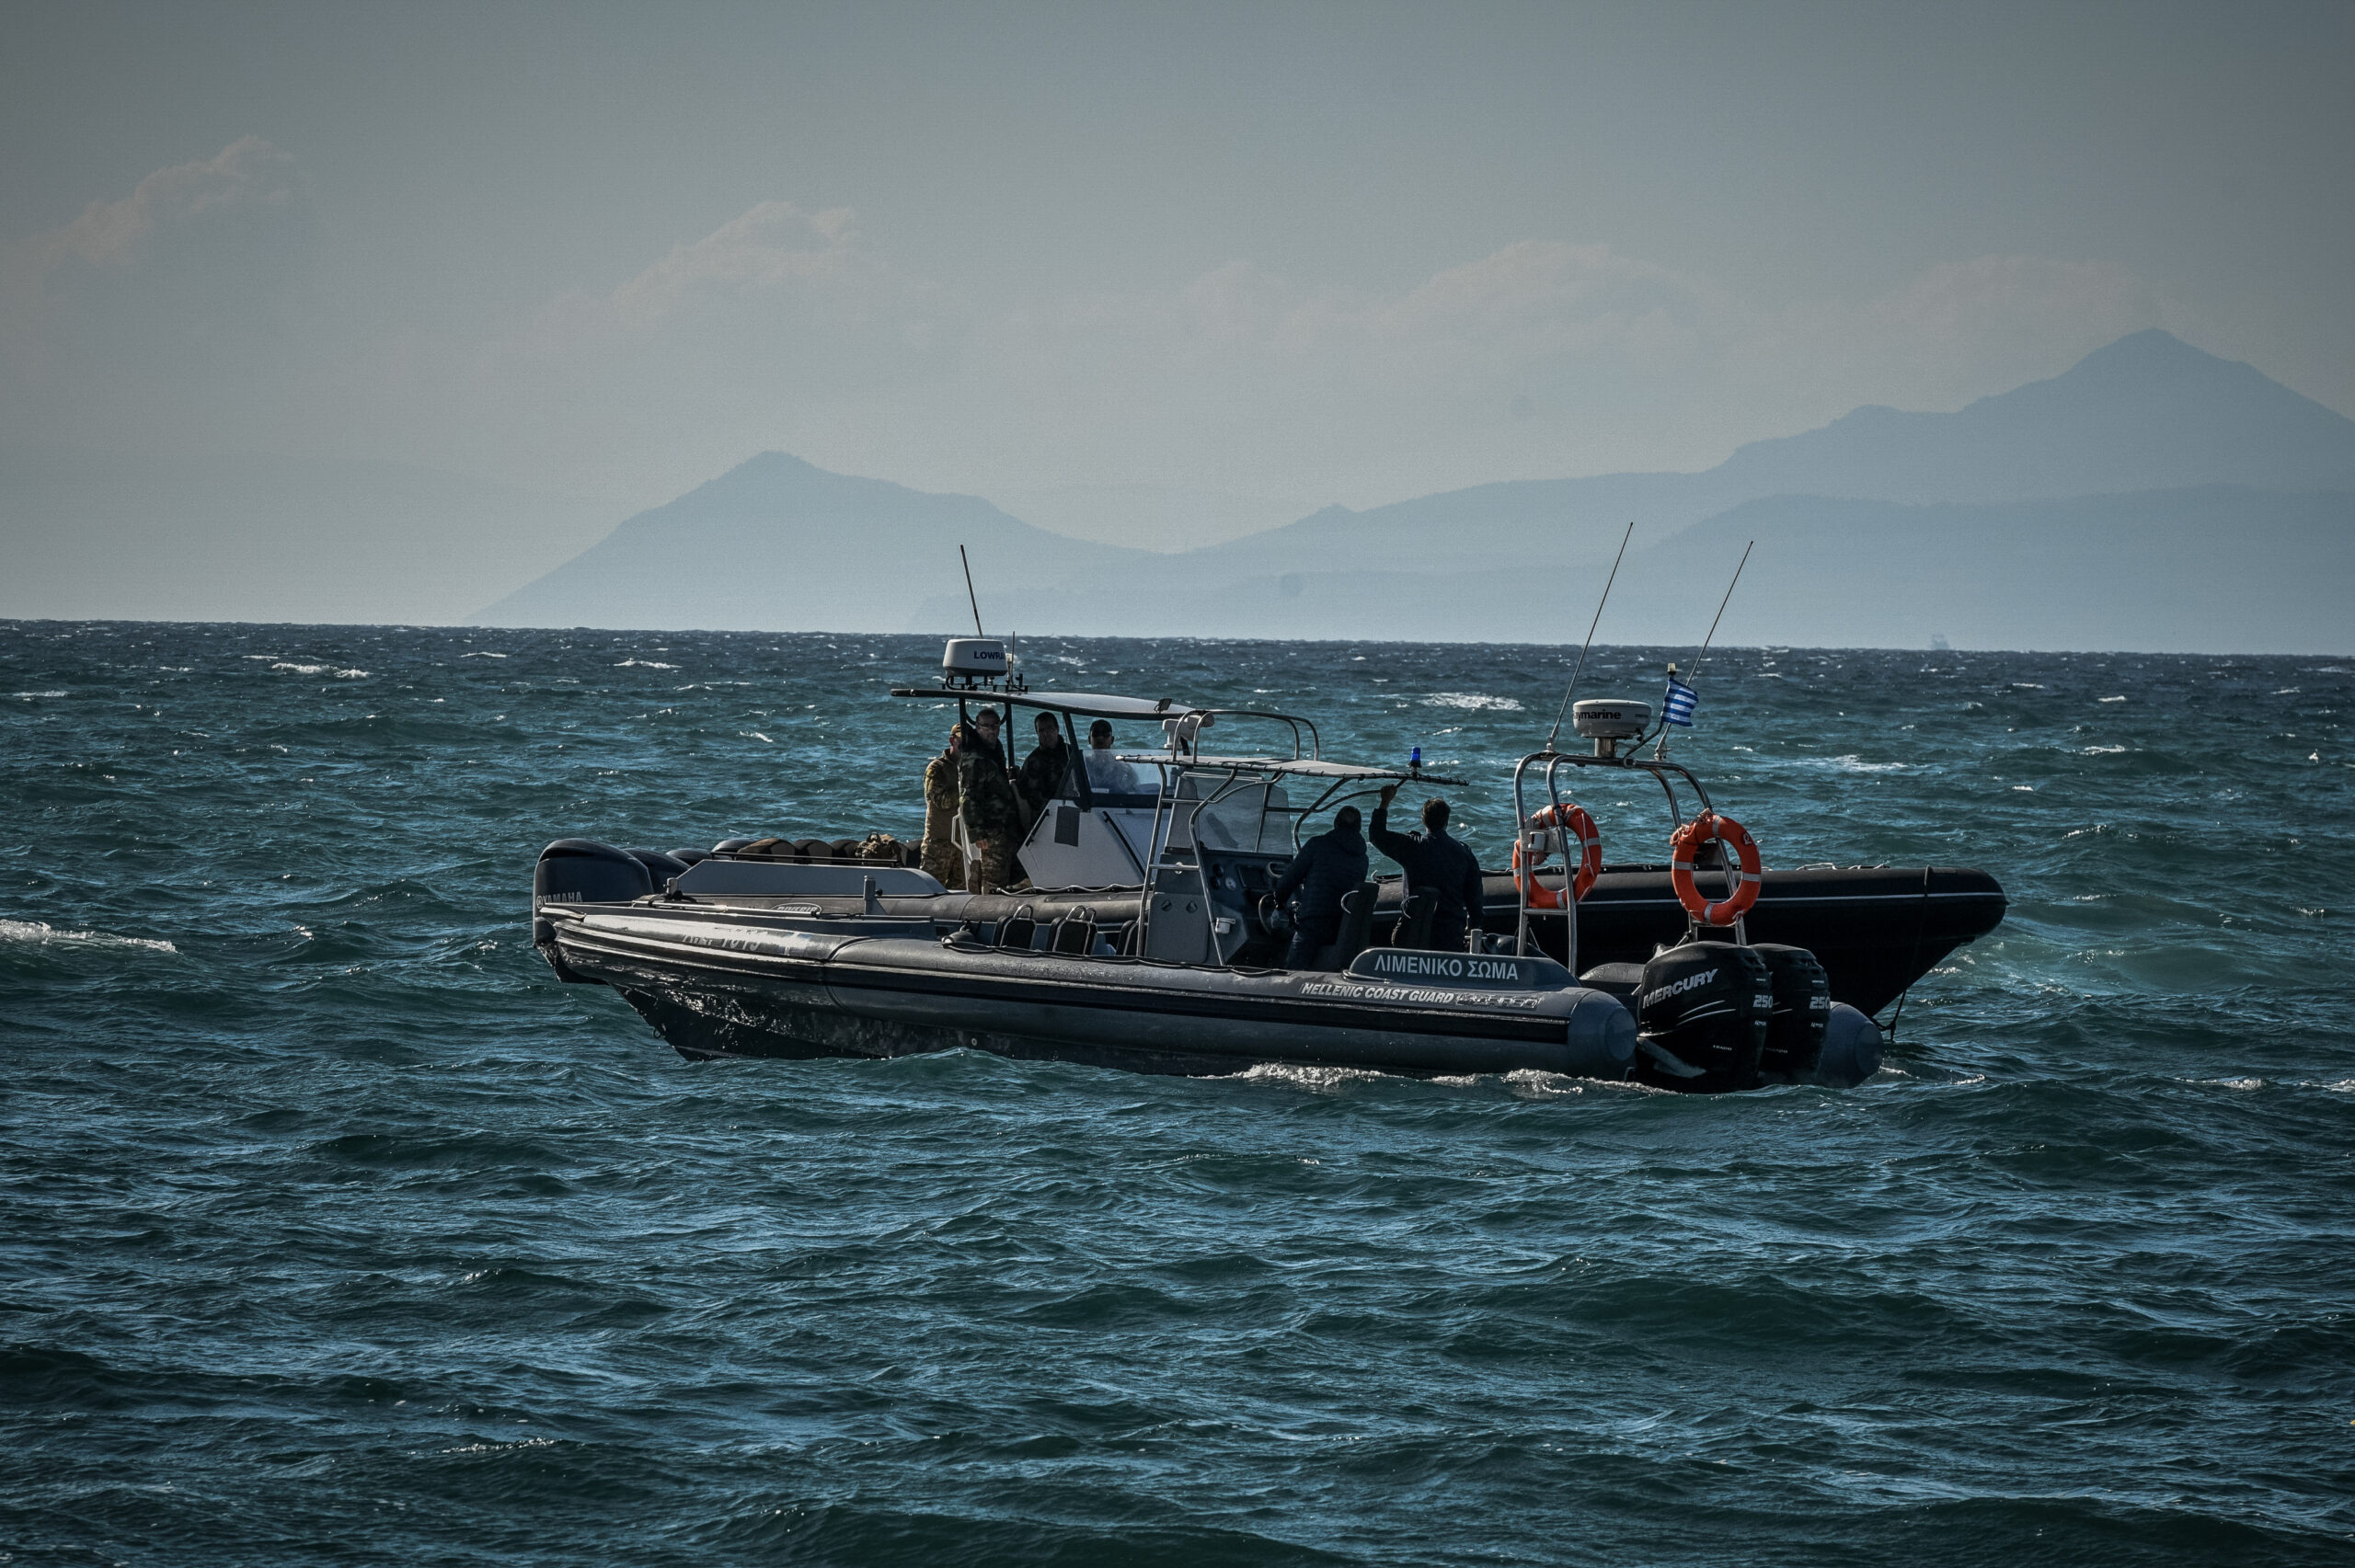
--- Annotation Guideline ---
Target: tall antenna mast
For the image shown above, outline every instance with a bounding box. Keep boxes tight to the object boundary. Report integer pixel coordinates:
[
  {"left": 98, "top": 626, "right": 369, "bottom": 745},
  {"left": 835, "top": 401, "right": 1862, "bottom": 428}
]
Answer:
[
  {"left": 1546, "top": 521, "right": 1635, "bottom": 750},
  {"left": 1687, "top": 540, "right": 1752, "bottom": 682},
  {"left": 959, "top": 544, "right": 985, "bottom": 636}
]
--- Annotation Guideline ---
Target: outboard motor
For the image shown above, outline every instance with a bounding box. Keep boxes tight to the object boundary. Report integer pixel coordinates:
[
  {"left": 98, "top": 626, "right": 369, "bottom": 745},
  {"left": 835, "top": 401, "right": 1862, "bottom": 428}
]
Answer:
[
  {"left": 533, "top": 840, "right": 653, "bottom": 948},
  {"left": 1750, "top": 944, "right": 1830, "bottom": 1082},
  {"left": 1635, "top": 942, "right": 1772, "bottom": 1092},
  {"left": 626, "top": 848, "right": 691, "bottom": 889}
]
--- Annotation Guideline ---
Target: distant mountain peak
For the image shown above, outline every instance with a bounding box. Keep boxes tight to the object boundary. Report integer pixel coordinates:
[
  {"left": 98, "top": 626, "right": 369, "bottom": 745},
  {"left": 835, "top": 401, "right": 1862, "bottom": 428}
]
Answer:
[{"left": 2062, "top": 326, "right": 2224, "bottom": 376}]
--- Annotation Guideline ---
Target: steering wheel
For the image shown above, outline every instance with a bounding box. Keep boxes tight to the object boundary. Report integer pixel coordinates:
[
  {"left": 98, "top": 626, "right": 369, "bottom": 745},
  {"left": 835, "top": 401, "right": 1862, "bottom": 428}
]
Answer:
[{"left": 1257, "top": 894, "right": 1292, "bottom": 936}]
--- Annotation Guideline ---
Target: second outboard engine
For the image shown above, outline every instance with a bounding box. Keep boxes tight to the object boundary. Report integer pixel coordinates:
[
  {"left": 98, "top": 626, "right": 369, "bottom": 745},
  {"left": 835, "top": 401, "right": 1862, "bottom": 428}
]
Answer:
[
  {"left": 1750, "top": 944, "right": 1831, "bottom": 1082},
  {"left": 1635, "top": 943, "right": 1772, "bottom": 1092},
  {"left": 626, "top": 848, "right": 692, "bottom": 889}
]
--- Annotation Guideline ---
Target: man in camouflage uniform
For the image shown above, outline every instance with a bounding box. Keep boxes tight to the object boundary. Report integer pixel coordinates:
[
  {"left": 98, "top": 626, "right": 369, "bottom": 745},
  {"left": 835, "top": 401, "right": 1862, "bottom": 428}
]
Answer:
[
  {"left": 956, "top": 707, "right": 1028, "bottom": 892},
  {"left": 920, "top": 727, "right": 965, "bottom": 890}
]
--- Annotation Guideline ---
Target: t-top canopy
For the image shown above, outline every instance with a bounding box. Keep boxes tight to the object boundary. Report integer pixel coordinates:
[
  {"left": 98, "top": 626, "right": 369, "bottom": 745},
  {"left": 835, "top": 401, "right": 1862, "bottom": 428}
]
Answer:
[
  {"left": 889, "top": 687, "right": 1200, "bottom": 721},
  {"left": 1123, "top": 754, "right": 1467, "bottom": 786}
]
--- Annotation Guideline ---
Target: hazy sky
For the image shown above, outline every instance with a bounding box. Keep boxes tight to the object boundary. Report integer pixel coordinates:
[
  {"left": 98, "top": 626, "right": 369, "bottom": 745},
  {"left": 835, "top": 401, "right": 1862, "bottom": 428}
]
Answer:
[{"left": 5, "top": 0, "right": 2349, "bottom": 544}]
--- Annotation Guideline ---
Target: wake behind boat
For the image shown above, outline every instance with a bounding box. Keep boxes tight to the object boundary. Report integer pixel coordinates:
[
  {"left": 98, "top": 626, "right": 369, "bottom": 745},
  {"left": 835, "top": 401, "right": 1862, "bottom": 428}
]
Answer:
[{"left": 531, "top": 639, "right": 2005, "bottom": 1091}]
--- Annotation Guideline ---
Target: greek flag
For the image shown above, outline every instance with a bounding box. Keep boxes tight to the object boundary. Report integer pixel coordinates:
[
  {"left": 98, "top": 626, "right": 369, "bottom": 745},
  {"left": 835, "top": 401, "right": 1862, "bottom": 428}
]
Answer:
[{"left": 1662, "top": 676, "right": 1698, "bottom": 727}]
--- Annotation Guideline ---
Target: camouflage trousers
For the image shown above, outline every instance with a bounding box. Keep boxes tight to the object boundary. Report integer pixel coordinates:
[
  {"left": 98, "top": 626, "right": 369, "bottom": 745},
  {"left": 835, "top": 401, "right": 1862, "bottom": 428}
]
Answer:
[
  {"left": 920, "top": 835, "right": 964, "bottom": 890},
  {"left": 966, "top": 836, "right": 1021, "bottom": 894}
]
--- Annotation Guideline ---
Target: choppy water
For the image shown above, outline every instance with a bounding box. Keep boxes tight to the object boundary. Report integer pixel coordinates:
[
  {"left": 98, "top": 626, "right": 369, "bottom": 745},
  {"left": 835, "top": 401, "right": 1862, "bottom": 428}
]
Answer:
[{"left": 5, "top": 621, "right": 2351, "bottom": 1565}]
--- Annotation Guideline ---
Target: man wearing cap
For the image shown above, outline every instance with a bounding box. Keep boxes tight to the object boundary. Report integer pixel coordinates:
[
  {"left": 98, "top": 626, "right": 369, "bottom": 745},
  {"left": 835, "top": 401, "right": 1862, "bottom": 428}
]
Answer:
[{"left": 1084, "top": 719, "right": 1139, "bottom": 795}]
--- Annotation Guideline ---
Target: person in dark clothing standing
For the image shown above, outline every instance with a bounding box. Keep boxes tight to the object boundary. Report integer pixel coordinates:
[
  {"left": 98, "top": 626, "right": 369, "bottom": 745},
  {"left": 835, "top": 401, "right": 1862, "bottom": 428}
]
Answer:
[
  {"left": 1015, "top": 711, "right": 1074, "bottom": 830},
  {"left": 1269, "top": 805, "right": 1369, "bottom": 969},
  {"left": 956, "top": 708, "right": 1027, "bottom": 891},
  {"left": 1372, "top": 784, "right": 1487, "bottom": 952}
]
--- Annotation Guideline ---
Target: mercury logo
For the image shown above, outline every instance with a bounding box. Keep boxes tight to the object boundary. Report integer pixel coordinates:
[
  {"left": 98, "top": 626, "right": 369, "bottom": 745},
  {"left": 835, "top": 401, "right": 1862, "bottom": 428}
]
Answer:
[{"left": 1642, "top": 967, "right": 1718, "bottom": 1008}]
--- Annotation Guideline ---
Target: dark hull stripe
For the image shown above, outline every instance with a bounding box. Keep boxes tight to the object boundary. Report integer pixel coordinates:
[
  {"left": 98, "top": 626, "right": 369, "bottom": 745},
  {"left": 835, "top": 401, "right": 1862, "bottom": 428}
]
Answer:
[{"left": 558, "top": 926, "right": 1573, "bottom": 1047}]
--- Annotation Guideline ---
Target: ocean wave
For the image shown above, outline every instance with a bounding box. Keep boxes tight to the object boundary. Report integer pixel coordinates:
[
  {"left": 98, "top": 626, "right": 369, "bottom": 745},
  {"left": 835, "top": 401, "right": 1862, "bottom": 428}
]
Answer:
[
  {"left": 1226, "top": 1061, "right": 1388, "bottom": 1091},
  {"left": 1787, "top": 753, "right": 1909, "bottom": 773},
  {"left": 615, "top": 658, "right": 678, "bottom": 670},
  {"left": 1423, "top": 692, "right": 1524, "bottom": 711},
  {"left": 0, "top": 918, "right": 178, "bottom": 955},
  {"left": 269, "top": 662, "right": 369, "bottom": 679}
]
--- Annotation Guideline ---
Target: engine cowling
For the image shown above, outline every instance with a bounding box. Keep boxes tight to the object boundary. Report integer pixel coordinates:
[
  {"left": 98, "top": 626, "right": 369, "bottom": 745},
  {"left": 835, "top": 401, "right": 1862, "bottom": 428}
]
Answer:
[
  {"left": 1634, "top": 943, "right": 1772, "bottom": 1092},
  {"left": 532, "top": 839, "right": 653, "bottom": 949},
  {"left": 1750, "top": 943, "right": 1831, "bottom": 1082}
]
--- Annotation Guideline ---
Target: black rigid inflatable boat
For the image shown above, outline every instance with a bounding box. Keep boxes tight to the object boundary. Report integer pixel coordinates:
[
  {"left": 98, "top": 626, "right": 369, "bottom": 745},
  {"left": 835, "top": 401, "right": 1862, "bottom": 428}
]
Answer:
[{"left": 533, "top": 640, "right": 2005, "bottom": 1090}]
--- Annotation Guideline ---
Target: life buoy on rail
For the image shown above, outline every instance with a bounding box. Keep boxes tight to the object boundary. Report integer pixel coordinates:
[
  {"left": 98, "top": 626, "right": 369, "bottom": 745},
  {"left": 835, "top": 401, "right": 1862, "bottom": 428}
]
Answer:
[
  {"left": 1669, "top": 812, "right": 1763, "bottom": 926},
  {"left": 1512, "top": 803, "right": 1603, "bottom": 910}
]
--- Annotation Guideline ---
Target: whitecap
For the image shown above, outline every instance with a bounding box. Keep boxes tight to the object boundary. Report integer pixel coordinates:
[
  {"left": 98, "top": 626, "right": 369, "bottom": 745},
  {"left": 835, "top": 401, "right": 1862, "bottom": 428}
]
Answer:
[
  {"left": 2080, "top": 744, "right": 2128, "bottom": 755},
  {"left": 1228, "top": 1061, "right": 1385, "bottom": 1091},
  {"left": 615, "top": 658, "right": 678, "bottom": 670},
  {"left": 2097, "top": 695, "right": 2127, "bottom": 704},
  {"left": 12, "top": 691, "right": 67, "bottom": 699},
  {"left": 270, "top": 662, "right": 368, "bottom": 679},
  {"left": 1423, "top": 692, "right": 1524, "bottom": 712},
  {"left": 439, "top": 1436, "right": 557, "bottom": 1455},
  {"left": 0, "top": 919, "right": 178, "bottom": 955},
  {"left": 1789, "top": 754, "right": 1908, "bottom": 773}
]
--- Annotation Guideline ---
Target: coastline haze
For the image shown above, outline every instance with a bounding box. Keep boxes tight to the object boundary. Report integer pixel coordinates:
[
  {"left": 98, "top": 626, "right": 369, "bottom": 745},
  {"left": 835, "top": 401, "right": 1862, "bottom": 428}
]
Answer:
[{"left": 3, "top": 2, "right": 2351, "bottom": 645}]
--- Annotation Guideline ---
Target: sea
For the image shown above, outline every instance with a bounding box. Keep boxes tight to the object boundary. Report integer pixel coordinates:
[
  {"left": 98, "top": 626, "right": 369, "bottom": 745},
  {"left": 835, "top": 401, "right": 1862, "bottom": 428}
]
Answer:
[{"left": 4, "top": 622, "right": 2350, "bottom": 1566}]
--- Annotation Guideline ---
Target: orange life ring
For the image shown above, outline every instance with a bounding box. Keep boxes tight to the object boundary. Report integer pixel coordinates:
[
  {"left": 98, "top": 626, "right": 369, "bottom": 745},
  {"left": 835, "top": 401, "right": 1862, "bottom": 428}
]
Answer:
[
  {"left": 1670, "top": 812, "right": 1763, "bottom": 926},
  {"left": 1512, "top": 803, "right": 1603, "bottom": 910}
]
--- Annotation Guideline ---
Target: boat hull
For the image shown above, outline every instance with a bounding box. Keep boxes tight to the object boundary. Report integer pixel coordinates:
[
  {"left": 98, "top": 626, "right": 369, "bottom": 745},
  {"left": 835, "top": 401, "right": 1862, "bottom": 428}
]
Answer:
[
  {"left": 1455, "top": 864, "right": 2004, "bottom": 1014},
  {"left": 546, "top": 906, "right": 1637, "bottom": 1080}
]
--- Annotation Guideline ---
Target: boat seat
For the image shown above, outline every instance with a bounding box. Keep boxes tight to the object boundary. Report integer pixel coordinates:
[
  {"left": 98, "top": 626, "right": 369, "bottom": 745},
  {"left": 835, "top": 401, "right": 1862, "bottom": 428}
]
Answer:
[
  {"left": 1393, "top": 890, "right": 1435, "bottom": 951},
  {"left": 1312, "top": 883, "right": 1378, "bottom": 971},
  {"left": 996, "top": 905, "right": 1038, "bottom": 951},
  {"left": 1049, "top": 907, "right": 1097, "bottom": 956}
]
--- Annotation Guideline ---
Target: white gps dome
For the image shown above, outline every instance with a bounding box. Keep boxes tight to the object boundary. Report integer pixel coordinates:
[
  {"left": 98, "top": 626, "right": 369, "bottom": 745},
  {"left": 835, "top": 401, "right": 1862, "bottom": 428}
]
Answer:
[
  {"left": 941, "top": 638, "right": 1009, "bottom": 681},
  {"left": 1571, "top": 699, "right": 1650, "bottom": 740}
]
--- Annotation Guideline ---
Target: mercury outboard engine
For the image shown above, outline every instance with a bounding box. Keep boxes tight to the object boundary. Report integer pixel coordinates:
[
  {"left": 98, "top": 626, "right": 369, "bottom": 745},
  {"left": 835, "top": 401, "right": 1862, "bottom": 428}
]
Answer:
[
  {"left": 1750, "top": 943, "right": 1831, "bottom": 1082},
  {"left": 1635, "top": 942, "right": 1772, "bottom": 1092}
]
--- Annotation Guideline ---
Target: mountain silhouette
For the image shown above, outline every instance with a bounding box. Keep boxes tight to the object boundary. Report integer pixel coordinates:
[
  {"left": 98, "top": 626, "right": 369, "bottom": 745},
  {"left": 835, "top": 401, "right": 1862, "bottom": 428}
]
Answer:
[
  {"left": 476, "top": 331, "right": 2355, "bottom": 650},
  {"left": 476, "top": 452, "right": 1152, "bottom": 632},
  {"left": 1171, "top": 330, "right": 2355, "bottom": 576}
]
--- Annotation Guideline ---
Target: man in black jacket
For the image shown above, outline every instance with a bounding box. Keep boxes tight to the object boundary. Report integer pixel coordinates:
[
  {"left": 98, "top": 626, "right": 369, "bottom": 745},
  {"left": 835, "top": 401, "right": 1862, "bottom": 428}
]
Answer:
[
  {"left": 1015, "top": 711, "right": 1075, "bottom": 830},
  {"left": 1372, "top": 784, "right": 1486, "bottom": 952},
  {"left": 1270, "top": 806, "right": 1368, "bottom": 969}
]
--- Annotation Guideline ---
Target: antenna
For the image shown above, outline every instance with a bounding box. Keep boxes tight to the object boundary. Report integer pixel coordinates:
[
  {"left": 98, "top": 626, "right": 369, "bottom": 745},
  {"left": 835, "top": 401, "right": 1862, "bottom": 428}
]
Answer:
[
  {"left": 1545, "top": 521, "right": 1635, "bottom": 750},
  {"left": 959, "top": 544, "right": 985, "bottom": 636},
  {"left": 1687, "top": 540, "right": 1752, "bottom": 681}
]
